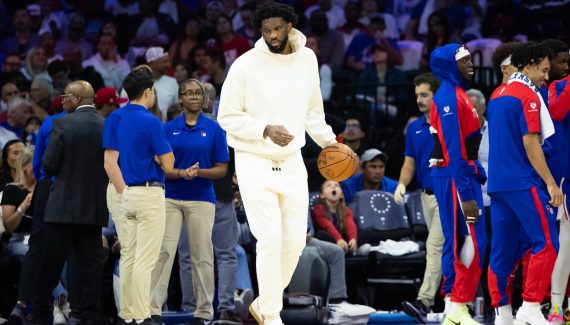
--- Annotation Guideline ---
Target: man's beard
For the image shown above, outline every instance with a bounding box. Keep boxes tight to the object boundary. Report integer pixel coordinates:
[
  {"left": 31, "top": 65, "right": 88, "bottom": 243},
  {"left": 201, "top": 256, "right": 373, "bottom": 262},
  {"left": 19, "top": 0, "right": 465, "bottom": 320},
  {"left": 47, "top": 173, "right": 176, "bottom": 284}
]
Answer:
[{"left": 266, "top": 35, "right": 289, "bottom": 54}]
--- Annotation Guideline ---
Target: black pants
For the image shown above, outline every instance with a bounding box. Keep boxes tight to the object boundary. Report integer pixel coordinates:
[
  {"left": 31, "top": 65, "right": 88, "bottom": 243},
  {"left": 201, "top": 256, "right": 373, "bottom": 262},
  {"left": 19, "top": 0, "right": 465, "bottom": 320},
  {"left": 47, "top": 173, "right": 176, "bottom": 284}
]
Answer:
[
  {"left": 33, "top": 222, "right": 104, "bottom": 323},
  {"left": 17, "top": 179, "right": 52, "bottom": 302}
]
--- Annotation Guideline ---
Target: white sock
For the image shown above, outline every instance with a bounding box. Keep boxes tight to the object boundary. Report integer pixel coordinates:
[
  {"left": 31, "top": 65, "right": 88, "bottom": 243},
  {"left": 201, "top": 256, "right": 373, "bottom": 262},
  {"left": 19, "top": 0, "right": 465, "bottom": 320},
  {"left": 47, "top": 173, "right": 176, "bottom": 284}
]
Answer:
[
  {"left": 567, "top": 297, "right": 570, "bottom": 307},
  {"left": 496, "top": 305, "right": 512, "bottom": 316},
  {"left": 449, "top": 302, "right": 464, "bottom": 314},
  {"left": 552, "top": 215, "right": 570, "bottom": 306},
  {"left": 135, "top": 320, "right": 144, "bottom": 324},
  {"left": 124, "top": 320, "right": 132, "bottom": 323},
  {"left": 444, "top": 296, "right": 451, "bottom": 314},
  {"left": 522, "top": 301, "right": 539, "bottom": 309}
]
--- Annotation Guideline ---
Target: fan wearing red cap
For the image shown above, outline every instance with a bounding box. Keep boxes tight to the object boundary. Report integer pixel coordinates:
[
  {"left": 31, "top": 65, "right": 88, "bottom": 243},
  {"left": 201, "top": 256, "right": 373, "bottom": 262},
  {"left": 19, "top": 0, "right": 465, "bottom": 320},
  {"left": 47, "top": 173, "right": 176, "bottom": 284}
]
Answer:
[{"left": 94, "top": 87, "right": 128, "bottom": 117}]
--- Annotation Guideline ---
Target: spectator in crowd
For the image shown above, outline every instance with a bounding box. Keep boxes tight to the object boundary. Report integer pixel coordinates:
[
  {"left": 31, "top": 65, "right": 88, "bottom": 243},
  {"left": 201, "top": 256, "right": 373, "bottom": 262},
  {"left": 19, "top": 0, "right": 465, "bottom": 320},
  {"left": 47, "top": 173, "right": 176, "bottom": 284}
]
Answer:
[
  {"left": 2, "top": 98, "right": 33, "bottom": 138},
  {"left": 26, "top": 4, "right": 42, "bottom": 33},
  {"left": 21, "top": 46, "right": 49, "bottom": 82},
  {"left": 203, "top": 1, "right": 225, "bottom": 40},
  {"left": 423, "top": 12, "right": 461, "bottom": 67},
  {"left": 22, "top": 116, "right": 41, "bottom": 145},
  {"left": 104, "top": 0, "right": 139, "bottom": 17},
  {"left": 32, "top": 80, "right": 107, "bottom": 325},
  {"left": 114, "top": 67, "right": 174, "bottom": 325},
  {"left": 29, "top": 76, "right": 54, "bottom": 120},
  {"left": 306, "top": 35, "right": 333, "bottom": 101},
  {"left": 151, "top": 78, "right": 227, "bottom": 325},
  {"left": 38, "top": 29, "right": 62, "bottom": 64},
  {"left": 1, "top": 82, "right": 21, "bottom": 119},
  {"left": 174, "top": 64, "right": 189, "bottom": 84},
  {"left": 222, "top": 0, "right": 243, "bottom": 31},
  {"left": 396, "top": 73, "right": 443, "bottom": 323},
  {"left": 127, "top": 0, "right": 175, "bottom": 47},
  {"left": 482, "top": 0, "right": 526, "bottom": 42},
  {"left": 338, "top": 1, "right": 367, "bottom": 49},
  {"left": 47, "top": 60, "right": 71, "bottom": 96},
  {"left": 94, "top": 87, "right": 128, "bottom": 118},
  {"left": 341, "top": 148, "right": 398, "bottom": 204},
  {"left": 307, "top": 209, "right": 349, "bottom": 304},
  {"left": 0, "top": 139, "right": 25, "bottom": 190},
  {"left": 305, "top": 0, "right": 346, "bottom": 30},
  {"left": 145, "top": 47, "right": 178, "bottom": 122},
  {"left": 235, "top": 3, "right": 258, "bottom": 46},
  {"left": 0, "top": 8, "right": 39, "bottom": 58},
  {"left": 345, "top": 16, "right": 402, "bottom": 73},
  {"left": 215, "top": 14, "right": 251, "bottom": 68},
  {"left": 359, "top": 0, "right": 400, "bottom": 40},
  {"left": 2, "top": 146, "right": 35, "bottom": 254},
  {"left": 306, "top": 9, "right": 346, "bottom": 71},
  {"left": 339, "top": 116, "right": 367, "bottom": 157},
  {"left": 188, "top": 44, "right": 209, "bottom": 81},
  {"left": 37, "top": 0, "right": 66, "bottom": 40},
  {"left": 54, "top": 14, "right": 93, "bottom": 61},
  {"left": 312, "top": 180, "right": 358, "bottom": 254},
  {"left": 63, "top": 46, "right": 105, "bottom": 92},
  {"left": 2, "top": 54, "right": 23, "bottom": 75},
  {"left": 200, "top": 49, "right": 227, "bottom": 95},
  {"left": 83, "top": 34, "right": 131, "bottom": 90},
  {"left": 169, "top": 16, "right": 203, "bottom": 67}
]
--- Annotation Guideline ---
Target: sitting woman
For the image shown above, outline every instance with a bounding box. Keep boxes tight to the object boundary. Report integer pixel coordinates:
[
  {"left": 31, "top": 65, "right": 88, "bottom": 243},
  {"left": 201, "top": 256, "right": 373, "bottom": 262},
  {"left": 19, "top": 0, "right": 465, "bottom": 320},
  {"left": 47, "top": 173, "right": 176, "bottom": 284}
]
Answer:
[
  {"left": 2, "top": 145, "right": 35, "bottom": 253},
  {"left": 312, "top": 180, "right": 359, "bottom": 254}
]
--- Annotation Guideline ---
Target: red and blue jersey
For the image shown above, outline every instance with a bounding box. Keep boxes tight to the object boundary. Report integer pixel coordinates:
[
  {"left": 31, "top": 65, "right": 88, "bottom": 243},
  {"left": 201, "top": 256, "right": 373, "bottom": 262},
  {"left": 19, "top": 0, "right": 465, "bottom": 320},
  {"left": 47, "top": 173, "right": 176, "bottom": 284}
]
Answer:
[
  {"left": 429, "top": 43, "right": 482, "bottom": 202},
  {"left": 487, "top": 82, "right": 543, "bottom": 193},
  {"left": 546, "top": 77, "right": 570, "bottom": 185},
  {"left": 548, "top": 76, "right": 570, "bottom": 123}
]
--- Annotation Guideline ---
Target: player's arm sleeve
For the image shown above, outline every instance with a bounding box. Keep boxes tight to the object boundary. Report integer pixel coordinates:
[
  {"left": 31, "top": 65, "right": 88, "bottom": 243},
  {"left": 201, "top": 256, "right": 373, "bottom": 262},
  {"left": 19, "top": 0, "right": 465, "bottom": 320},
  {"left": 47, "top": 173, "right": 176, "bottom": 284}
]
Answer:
[
  {"left": 548, "top": 79, "right": 570, "bottom": 122},
  {"left": 438, "top": 99, "right": 475, "bottom": 202},
  {"left": 217, "top": 62, "right": 267, "bottom": 141},
  {"left": 32, "top": 120, "right": 49, "bottom": 180},
  {"left": 42, "top": 118, "right": 64, "bottom": 176},
  {"left": 305, "top": 56, "right": 337, "bottom": 148}
]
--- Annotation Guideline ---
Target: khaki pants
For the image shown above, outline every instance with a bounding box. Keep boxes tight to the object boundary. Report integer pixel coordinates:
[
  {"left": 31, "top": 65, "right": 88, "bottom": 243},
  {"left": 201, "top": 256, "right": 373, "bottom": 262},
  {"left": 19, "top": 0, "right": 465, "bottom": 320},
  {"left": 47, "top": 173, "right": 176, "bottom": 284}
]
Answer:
[
  {"left": 121, "top": 186, "right": 166, "bottom": 320},
  {"left": 417, "top": 192, "right": 444, "bottom": 307},
  {"left": 235, "top": 151, "right": 308, "bottom": 320},
  {"left": 107, "top": 184, "right": 136, "bottom": 320},
  {"left": 150, "top": 199, "right": 215, "bottom": 320}
]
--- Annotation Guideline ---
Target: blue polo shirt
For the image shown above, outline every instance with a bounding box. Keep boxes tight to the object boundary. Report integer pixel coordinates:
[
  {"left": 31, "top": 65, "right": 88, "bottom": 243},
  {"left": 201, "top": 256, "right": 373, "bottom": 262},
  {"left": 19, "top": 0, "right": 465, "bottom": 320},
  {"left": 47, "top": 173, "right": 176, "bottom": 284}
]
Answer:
[
  {"left": 116, "top": 103, "right": 172, "bottom": 185},
  {"left": 404, "top": 115, "right": 434, "bottom": 190},
  {"left": 33, "top": 111, "right": 66, "bottom": 180},
  {"left": 164, "top": 113, "right": 229, "bottom": 203},
  {"left": 487, "top": 82, "right": 543, "bottom": 193},
  {"left": 103, "top": 105, "right": 128, "bottom": 150},
  {"left": 341, "top": 173, "right": 399, "bottom": 204}
]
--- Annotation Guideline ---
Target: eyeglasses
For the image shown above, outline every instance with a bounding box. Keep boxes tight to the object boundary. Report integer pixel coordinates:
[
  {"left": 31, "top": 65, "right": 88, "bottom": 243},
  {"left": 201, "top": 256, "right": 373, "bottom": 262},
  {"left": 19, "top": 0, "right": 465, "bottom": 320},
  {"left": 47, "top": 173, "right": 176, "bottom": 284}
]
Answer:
[
  {"left": 60, "top": 94, "right": 94, "bottom": 100},
  {"left": 345, "top": 124, "right": 361, "bottom": 130},
  {"left": 180, "top": 90, "right": 203, "bottom": 97}
]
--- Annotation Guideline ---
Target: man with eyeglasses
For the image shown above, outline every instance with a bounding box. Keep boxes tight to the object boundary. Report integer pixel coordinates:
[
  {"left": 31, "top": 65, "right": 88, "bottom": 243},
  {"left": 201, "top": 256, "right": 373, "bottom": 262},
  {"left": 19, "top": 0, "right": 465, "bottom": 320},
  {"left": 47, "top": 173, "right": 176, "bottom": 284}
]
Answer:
[{"left": 32, "top": 80, "right": 108, "bottom": 325}]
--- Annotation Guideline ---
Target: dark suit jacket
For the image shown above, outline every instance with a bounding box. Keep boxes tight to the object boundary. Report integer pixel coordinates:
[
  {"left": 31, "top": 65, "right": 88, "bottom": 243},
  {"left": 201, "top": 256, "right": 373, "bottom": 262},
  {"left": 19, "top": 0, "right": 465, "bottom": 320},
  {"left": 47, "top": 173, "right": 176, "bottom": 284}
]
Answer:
[{"left": 42, "top": 105, "right": 108, "bottom": 226}]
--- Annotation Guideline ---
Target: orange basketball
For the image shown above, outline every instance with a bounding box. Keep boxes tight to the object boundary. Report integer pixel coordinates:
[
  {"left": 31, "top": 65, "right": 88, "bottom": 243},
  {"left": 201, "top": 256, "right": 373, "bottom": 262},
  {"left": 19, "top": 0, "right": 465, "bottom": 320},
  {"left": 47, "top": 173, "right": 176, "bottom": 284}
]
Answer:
[{"left": 317, "top": 143, "right": 358, "bottom": 182}]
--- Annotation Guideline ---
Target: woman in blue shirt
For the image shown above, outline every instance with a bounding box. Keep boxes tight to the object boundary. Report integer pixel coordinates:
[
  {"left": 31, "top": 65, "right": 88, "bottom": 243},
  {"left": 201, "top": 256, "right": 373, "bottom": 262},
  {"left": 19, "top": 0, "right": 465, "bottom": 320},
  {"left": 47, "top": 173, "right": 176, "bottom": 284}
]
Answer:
[{"left": 149, "top": 78, "right": 229, "bottom": 325}]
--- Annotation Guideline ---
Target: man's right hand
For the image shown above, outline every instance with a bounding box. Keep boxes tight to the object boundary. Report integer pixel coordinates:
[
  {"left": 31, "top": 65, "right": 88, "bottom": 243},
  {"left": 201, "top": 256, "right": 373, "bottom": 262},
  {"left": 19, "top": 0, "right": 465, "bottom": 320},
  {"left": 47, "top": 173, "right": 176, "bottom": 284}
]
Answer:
[
  {"left": 547, "top": 182, "right": 564, "bottom": 207},
  {"left": 264, "top": 125, "right": 294, "bottom": 147},
  {"left": 394, "top": 183, "right": 406, "bottom": 205},
  {"left": 462, "top": 199, "right": 480, "bottom": 224}
]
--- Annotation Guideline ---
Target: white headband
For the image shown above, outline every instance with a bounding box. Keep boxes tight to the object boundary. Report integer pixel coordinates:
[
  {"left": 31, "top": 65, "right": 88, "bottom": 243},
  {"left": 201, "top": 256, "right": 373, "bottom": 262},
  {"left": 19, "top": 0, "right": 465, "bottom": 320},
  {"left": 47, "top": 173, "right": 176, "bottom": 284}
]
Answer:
[
  {"left": 455, "top": 46, "right": 470, "bottom": 61},
  {"left": 500, "top": 55, "right": 512, "bottom": 66}
]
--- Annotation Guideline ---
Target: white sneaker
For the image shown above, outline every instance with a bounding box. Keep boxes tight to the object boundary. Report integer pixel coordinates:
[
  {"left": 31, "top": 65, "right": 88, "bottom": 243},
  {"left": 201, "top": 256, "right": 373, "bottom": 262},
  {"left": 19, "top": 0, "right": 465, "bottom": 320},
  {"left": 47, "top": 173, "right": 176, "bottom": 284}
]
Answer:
[
  {"left": 53, "top": 304, "right": 67, "bottom": 325},
  {"left": 237, "top": 289, "right": 254, "bottom": 320},
  {"left": 515, "top": 304, "right": 550, "bottom": 325}
]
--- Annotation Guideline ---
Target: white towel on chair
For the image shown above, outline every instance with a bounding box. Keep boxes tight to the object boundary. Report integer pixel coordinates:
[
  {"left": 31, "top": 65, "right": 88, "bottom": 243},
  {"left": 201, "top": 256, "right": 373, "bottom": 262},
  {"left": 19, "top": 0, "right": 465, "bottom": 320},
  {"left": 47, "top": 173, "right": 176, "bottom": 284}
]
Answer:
[{"left": 370, "top": 239, "right": 420, "bottom": 256}]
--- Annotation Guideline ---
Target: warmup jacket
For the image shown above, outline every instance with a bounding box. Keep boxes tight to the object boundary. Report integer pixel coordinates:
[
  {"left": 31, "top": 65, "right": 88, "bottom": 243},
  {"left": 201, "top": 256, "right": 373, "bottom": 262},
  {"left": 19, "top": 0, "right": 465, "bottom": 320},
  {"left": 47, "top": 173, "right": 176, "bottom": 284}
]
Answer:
[
  {"left": 217, "top": 28, "right": 336, "bottom": 160},
  {"left": 429, "top": 43, "right": 482, "bottom": 202},
  {"left": 547, "top": 76, "right": 570, "bottom": 186}
]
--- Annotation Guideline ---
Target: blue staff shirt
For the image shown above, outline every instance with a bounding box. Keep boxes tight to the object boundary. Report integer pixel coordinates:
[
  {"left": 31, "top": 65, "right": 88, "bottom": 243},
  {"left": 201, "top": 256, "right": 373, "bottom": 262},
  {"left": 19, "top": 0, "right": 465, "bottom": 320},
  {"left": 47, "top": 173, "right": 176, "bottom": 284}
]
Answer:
[
  {"left": 103, "top": 105, "right": 128, "bottom": 150},
  {"left": 116, "top": 103, "right": 172, "bottom": 185},
  {"left": 32, "top": 112, "right": 66, "bottom": 180},
  {"left": 164, "top": 113, "right": 229, "bottom": 203},
  {"left": 404, "top": 115, "right": 434, "bottom": 190}
]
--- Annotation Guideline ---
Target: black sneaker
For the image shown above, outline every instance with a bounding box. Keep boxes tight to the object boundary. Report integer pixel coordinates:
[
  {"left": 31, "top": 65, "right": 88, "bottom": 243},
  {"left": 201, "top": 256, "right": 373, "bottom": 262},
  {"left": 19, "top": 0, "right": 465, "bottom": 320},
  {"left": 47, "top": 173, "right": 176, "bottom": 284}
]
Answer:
[
  {"left": 7, "top": 304, "right": 25, "bottom": 325},
  {"left": 150, "top": 315, "right": 162, "bottom": 325},
  {"left": 117, "top": 318, "right": 134, "bottom": 325},
  {"left": 188, "top": 317, "right": 212, "bottom": 325},
  {"left": 402, "top": 300, "right": 429, "bottom": 324},
  {"left": 215, "top": 310, "right": 242, "bottom": 324}
]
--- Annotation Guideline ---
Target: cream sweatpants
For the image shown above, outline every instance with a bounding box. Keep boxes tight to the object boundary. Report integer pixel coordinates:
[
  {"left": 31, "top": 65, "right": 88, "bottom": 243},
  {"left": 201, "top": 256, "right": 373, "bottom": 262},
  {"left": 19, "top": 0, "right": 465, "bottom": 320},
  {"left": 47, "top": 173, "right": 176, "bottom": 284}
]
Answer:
[{"left": 235, "top": 150, "right": 308, "bottom": 320}]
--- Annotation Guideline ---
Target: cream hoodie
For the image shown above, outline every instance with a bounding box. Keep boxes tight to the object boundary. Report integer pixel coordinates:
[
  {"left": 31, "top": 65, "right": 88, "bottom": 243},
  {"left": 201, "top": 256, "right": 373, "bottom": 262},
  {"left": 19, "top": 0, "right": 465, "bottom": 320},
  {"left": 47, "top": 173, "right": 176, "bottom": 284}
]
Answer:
[{"left": 217, "top": 28, "right": 336, "bottom": 161}]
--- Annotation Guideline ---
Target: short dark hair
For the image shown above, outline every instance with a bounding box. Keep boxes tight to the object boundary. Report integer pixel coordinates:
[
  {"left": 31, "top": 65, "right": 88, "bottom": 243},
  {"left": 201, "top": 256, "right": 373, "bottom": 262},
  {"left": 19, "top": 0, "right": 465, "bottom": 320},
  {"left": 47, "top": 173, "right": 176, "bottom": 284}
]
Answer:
[
  {"left": 541, "top": 39, "right": 569, "bottom": 59},
  {"left": 491, "top": 42, "right": 522, "bottom": 74},
  {"left": 252, "top": 1, "right": 298, "bottom": 30},
  {"left": 511, "top": 41, "right": 550, "bottom": 71},
  {"left": 122, "top": 68, "right": 154, "bottom": 101},
  {"left": 47, "top": 60, "right": 69, "bottom": 75},
  {"left": 205, "top": 48, "right": 227, "bottom": 70},
  {"left": 413, "top": 72, "right": 440, "bottom": 93}
]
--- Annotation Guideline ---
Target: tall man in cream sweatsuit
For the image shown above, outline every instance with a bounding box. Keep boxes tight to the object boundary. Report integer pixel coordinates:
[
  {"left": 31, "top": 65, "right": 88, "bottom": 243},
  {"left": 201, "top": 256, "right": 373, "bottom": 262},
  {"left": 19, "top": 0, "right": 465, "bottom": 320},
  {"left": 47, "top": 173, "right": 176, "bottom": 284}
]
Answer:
[{"left": 217, "top": 2, "right": 342, "bottom": 325}]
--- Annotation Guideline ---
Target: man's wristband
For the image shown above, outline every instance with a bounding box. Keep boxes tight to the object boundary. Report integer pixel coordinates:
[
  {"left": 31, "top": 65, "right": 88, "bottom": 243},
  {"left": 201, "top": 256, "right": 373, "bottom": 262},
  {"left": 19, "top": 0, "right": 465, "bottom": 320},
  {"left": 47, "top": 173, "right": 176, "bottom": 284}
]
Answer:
[{"left": 17, "top": 207, "right": 24, "bottom": 214}]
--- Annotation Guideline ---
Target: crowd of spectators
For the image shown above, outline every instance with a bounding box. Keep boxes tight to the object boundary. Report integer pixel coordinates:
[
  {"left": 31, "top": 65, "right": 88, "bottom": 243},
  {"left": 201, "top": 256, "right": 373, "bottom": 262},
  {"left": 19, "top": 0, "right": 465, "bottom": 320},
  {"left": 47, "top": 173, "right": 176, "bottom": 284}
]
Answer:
[{"left": 1, "top": 0, "right": 570, "bottom": 323}]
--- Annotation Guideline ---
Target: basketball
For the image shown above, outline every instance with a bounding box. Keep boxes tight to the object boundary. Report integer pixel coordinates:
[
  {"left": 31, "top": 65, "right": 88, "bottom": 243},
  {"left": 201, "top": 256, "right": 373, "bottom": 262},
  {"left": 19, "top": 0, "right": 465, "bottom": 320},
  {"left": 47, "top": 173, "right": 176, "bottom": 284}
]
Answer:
[{"left": 317, "top": 143, "right": 358, "bottom": 182}]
